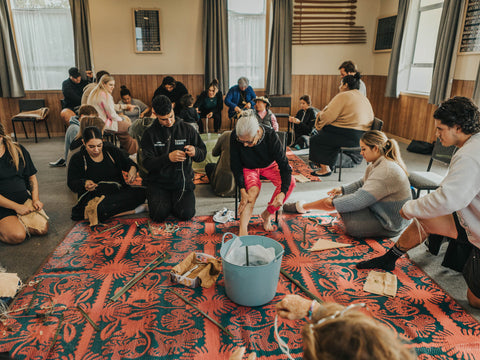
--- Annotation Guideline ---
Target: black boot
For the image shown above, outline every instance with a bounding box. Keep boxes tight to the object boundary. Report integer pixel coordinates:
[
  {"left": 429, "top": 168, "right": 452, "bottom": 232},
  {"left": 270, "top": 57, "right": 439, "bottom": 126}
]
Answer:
[{"left": 356, "top": 245, "right": 405, "bottom": 271}]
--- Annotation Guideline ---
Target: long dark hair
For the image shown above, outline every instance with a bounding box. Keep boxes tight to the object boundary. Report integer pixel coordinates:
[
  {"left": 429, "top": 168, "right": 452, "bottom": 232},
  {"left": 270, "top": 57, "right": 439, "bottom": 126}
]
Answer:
[{"left": 0, "top": 122, "right": 24, "bottom": 171}]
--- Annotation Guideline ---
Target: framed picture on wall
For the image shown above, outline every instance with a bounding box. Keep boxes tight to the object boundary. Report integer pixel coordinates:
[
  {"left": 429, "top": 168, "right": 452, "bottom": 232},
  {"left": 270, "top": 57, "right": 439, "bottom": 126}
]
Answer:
[
  {"left": 458, "top": 0, "right": 480, "bottom": 55},
  {"left": 374, "top": 15, "right": 397, "bottom": 53},
  {"left": 133, "top": 8, "right": 162, "bottom": 53}
]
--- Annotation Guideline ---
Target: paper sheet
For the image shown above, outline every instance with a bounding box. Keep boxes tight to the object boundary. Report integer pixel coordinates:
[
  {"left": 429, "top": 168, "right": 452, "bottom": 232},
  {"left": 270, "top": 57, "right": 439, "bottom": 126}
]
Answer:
[
  {"left": 308, "top": 239, "right": 352, "bottom": 251},
  {"left": 0, "top": 273, "right": 22, "bottom": 298},
  {"left": 293, "top": 174, "right": 311, "bottom": 183}
]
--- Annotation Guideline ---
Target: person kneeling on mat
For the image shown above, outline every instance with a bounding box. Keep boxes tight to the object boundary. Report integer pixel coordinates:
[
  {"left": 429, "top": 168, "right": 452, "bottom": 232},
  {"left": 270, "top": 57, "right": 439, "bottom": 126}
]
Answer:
[
  {"left": 356, "top": 97, "right": 480, "bottom": 309},
  {"left": 141, "top": 95, "right": 206, "bottom": 222}
]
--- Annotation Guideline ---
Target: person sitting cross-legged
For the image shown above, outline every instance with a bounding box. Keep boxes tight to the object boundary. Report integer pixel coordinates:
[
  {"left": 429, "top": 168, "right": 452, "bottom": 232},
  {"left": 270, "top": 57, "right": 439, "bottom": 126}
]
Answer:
[
  {"left": 284, "top": 130, "right": 411, "bottom": 239},
  {"left": 356, "top": 97, "right": 480, "bottom": 309},
  {"left": 230, "top": 110, "right": 295, "bottom": 235}
]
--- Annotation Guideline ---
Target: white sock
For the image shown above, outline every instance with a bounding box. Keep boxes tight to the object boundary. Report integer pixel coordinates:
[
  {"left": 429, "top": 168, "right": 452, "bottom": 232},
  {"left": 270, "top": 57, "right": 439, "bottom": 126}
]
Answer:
[
  {"left": 296, "top": 200, "right": 307, "bottom": 214},
  {"left": 134, "top": 203, "right": 148, "bottom": 214}
]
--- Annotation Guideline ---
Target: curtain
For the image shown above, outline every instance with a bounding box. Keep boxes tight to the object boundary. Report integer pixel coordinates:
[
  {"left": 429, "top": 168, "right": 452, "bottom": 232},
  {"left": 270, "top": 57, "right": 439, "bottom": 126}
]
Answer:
[
  {"left": 473, "top": 60, "right": 480, "bottom": 106},
  {"left": 69, "top": 0, "right": 92, "bottom": 72},
  {"left": 10, "top": 7, "right": 74, "bottom": 90},
  {"left": 428, "top": 0, "right": 465, "bottom": 105},
  {"left": 204, "top": 0, "right": 229, "bottom": 94},
  {"left": 0, "top": 1, "right": 24, "bottom": 97},
  {"left": 384, "top": 0, "right": 410, "bottom": 98},
  {"left": 265, "top": 0, "right": 292, "bottom": 95}
]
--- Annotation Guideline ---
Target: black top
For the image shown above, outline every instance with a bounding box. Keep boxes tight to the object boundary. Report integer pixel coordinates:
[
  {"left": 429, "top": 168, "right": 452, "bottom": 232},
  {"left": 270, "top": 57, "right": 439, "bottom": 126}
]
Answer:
[
  {"left": 177, "top": 108, "right": 200, "bottom": 124},
  {"left": 152, "top": 81, "right": 189, "bottom": 105},
  {"left": 141, "top": 118, "right": 206, "bottom": 190},
  {"left": 0, "top": 145, "right": 37, "bottom": 198},
  {"left": 67, "top": 142, "right": 137, "bottom": 197},
  {"left": 194, "top": 90, "right": 224, "bottom": 116},
  {"left": 230, "top": 126, "right": 292, "bottom": 194},
  {"left": 294, "top": 107, "right": 318, "bottom": 137},
  {"left": 62, "top": 78, "right": 91, "bottom": 110}
]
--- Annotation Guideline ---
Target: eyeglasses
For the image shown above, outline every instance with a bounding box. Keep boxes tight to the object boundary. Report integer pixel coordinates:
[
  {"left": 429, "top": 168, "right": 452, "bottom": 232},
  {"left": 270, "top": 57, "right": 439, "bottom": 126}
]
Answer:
[{"left": 236, "top": 136, "right": 256, "bottom": 145}]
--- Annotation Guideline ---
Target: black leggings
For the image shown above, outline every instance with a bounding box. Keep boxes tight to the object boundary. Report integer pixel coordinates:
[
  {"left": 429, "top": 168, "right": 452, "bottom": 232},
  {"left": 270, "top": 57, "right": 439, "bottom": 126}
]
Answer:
[
  {"left": 96, "top": 187, "right": 146, "bottom": 222},
  {"left": 147, "top": 187, "right": 195, "bottom": 222},
  {"left": 200, "top": 111, "right": 222, "bottom": 132}
]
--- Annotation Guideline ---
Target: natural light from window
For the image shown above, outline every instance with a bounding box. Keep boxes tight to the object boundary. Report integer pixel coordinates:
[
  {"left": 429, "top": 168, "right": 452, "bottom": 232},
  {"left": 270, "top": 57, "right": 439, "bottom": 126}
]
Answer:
[
  {"left": 228, "top": 0, "right": 266, "bottom": 89},
  {"left": 401, "top": 0, "right": 443, "bottom": 95},
  {"left": 10, "top": 0, "right": 75, "bottom": 90}
]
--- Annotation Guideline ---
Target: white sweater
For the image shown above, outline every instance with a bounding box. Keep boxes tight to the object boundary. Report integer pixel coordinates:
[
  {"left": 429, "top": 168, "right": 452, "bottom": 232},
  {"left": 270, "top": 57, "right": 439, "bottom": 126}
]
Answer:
[{"left": 402, "top": 133, "right": 480, "bottom": 248}]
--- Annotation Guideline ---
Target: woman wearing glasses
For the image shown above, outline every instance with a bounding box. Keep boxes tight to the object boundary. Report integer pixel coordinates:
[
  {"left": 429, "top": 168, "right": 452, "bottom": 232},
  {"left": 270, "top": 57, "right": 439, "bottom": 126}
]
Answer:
[{"left": 230, "top": 111, "right": 296, "bottom": 235}]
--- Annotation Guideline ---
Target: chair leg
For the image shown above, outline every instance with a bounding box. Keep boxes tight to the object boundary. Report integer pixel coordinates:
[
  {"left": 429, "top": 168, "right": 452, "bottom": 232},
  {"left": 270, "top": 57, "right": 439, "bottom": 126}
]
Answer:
[
  {"left": 21, "top": 121, "right": 28, "bottom": 139},
  {"left": 11, "top": 121, "right": 17, "bottom": 141},
  {"left": 44, "top": 120, "right": 51, "bottom": 139},
  {"left": 235, "top": 185, "right": 239, "bottom": 220},
  {"left": 338, "top": 151, "right": 343, "bottom": 182},
  {"left": 33, "top": 121, "right": 38, "bottom": 143}
]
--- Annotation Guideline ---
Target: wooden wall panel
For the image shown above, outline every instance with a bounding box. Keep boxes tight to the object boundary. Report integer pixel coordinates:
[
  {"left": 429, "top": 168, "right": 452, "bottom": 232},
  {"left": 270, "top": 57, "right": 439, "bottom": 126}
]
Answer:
[{"left": 0, "top": 75, "right": 475, "bottom": 141}]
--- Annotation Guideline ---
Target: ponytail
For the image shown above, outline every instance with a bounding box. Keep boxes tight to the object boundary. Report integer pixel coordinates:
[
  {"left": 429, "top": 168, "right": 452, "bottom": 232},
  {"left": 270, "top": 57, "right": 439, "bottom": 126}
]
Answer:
[{"left": 361, "top": 130, "right": 408, "bottom": 175}]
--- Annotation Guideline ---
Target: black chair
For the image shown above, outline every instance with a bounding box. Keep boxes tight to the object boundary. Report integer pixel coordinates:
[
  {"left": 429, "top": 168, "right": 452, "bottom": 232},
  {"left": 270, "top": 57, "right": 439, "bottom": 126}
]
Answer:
[
  {"left": 408, "top": 139, "right": 457, "bottom": 198},
  {"left": 11, "top": 99, "right": 50, "bottom": 143},
  {"left": 268, "top": 96, "right": 291, "bottom": 131},
  {"left": 336, "top": 117, "right": 383, "bottom": 181}
]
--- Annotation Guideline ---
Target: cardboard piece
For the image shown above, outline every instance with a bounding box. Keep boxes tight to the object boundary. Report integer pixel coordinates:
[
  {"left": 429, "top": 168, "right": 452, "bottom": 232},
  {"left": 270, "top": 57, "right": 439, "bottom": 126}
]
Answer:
[
  {"left": 309, "top": 239, "right": 352, "bottom": 251},
  {"left": 363, "top": 271, "right": 397, "bottom": 297},
  {"left": 293, "top": 174, "right": 311, "bottom": 183},
  {"left": 0, "top": 273, "right": 22, "bottom": 298}
]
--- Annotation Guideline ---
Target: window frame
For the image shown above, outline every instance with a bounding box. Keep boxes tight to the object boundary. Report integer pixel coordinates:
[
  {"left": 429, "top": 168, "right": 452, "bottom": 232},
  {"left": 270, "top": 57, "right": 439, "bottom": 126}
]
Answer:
[
  {"left": 227, "top": 0, "right": 271, "bottom": 91},
  {"left": 402, "top": 0, "right": 444, "bottom": 95}
]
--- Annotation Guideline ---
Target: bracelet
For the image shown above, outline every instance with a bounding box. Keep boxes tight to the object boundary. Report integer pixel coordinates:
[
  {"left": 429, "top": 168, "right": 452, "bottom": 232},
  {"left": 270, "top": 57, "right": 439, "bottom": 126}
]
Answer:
[{"left": 307, "top": 299, "right": 317, "bottom": 320}]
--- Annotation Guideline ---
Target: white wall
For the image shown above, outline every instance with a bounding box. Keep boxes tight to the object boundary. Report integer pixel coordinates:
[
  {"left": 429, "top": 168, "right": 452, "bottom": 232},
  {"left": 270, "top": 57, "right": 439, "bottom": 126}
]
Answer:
[
  {"left": 88, "top": 0, "right": 204, "bottom": 74},
  {"left": 292, "top": 0, "right": 381, "bottom": 75}
]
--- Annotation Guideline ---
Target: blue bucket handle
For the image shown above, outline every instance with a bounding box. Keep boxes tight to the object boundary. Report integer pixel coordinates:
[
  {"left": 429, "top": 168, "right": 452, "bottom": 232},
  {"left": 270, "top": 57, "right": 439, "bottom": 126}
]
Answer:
[
  {"left": 222, "top": 232, "right": 237, "bottom": 246},
  {"left": 274, "top": 249, "right": 284, "bottom": 262}
]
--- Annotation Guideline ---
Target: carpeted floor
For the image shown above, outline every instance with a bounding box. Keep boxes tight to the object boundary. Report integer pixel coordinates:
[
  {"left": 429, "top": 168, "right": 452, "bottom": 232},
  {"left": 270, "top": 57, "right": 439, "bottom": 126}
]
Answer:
[{"left": 1, "top": 214, "right": 479, "bottom": 359}]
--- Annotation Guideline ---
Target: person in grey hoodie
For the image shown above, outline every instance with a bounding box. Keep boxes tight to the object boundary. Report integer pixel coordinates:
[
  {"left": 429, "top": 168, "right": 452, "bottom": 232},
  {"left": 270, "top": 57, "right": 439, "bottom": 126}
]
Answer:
[
  {"left": 284, "top": 130, "right": 411, "bottom": 238},
  {"left": 357, "top": 97, "right": 480, "bottom": 309}
]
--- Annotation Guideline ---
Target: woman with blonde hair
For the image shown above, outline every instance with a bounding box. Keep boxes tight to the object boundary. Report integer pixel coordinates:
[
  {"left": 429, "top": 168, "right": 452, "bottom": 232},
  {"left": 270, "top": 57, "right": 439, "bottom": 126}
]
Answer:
[
  {"left": 284, "top": 130, "right": 411, "bottom": 238},
  {"left": 0, "top": 123, "right": 47, "bottom": 244},
  {"left": 87, "top": 74, "right": 137, "bottom": 154}
]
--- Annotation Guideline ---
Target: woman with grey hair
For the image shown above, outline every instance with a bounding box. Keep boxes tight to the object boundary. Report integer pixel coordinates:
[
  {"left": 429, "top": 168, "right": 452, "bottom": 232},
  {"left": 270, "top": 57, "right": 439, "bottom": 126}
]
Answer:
[
  {"left": 225, "top": 77, "right": 257, "bottom": 128},
  {"left": 230, "top": 110, "right": 296, "bottom": 235}
]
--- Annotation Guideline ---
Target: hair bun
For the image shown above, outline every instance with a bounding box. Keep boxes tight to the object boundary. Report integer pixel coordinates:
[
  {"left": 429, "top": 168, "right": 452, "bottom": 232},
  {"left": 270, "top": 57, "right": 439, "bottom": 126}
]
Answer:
[{"left": 120, "top": 85, "right": 127, "bottom": 90}]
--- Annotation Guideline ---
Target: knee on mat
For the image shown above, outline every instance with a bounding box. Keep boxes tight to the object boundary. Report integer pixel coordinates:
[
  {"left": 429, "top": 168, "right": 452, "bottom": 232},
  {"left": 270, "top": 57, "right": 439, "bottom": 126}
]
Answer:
[{"left": 176, "top": 207, "right": 195, "bottom": 221}]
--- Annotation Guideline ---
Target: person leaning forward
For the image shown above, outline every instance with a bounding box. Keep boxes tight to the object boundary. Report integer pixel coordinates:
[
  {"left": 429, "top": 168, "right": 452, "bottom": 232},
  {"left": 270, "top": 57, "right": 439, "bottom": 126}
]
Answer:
[{"left": 141, "top": 95, "right": 206, "bottom": 222}]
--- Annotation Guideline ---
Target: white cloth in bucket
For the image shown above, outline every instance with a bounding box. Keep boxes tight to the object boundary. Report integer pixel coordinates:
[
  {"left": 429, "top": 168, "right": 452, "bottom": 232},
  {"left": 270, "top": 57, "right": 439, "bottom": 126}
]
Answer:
[{"left": 224, "top": 236, "right": 275, "bottom": 266}]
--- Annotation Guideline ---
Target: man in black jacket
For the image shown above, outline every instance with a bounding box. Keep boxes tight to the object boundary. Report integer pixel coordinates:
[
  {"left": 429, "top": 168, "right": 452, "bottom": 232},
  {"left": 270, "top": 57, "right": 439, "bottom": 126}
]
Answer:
[
  {"left": 141, "top": 95, "right": 206, "bottom": 222},
  {"left": 60, "top": 67, "right": 93, "bottom": 127}
]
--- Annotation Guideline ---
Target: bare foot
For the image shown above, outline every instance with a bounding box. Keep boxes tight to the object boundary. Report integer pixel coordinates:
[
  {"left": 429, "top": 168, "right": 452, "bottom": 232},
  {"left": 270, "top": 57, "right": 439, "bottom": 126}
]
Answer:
[{"left": 261, "top": 209, "right": 274, "bottom": 232}]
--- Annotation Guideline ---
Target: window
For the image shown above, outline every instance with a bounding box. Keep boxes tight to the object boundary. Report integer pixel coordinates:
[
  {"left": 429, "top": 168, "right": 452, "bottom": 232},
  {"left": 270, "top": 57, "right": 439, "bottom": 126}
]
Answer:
[
  {"left": 228, "top": 0, "right": 267, "bottom": 89},
  {"left": 400, "top": 0, "right": 443, "bottom": 94},
  {"left": 10, "top": 0, "right": 75, "bottom": 90}
]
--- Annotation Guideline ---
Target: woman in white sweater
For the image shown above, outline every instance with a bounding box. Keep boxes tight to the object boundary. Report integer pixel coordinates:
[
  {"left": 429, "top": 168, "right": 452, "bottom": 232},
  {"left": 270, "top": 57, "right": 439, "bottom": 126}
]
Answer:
[
  {"left": 87, "top": 75, "right": 137, "bottom": 154},
  {"left": 285, "top": 130, "right": 411, "bottom": 238}
]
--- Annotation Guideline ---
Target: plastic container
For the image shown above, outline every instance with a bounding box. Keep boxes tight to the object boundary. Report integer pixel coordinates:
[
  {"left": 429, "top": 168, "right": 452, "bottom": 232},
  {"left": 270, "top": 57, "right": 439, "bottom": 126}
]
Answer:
[{"left": 220, "top": 232, "right": 284, "bottom": 307}]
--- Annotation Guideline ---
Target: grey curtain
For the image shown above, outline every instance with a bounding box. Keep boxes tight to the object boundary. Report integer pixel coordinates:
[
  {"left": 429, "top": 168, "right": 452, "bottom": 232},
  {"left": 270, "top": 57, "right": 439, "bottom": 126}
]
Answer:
[
  {"left": 69, "top": 0, "right": 92, "bottom": 72},
  {"left": 429, "top": 0, "right": 465, "bottom": 105},
  {"left": 473, "top": 60, "right": 480, "bottom": 106},
  {"left": 0, "top": 1, "right": 25, "bottom": 98},
  {"left": 385, "top": 0, "right": 410, "bottom": 98},
  {"left": 204, "top": 0, "right": 229, "bottom": 94},
  {"left": 266, "top": 0, "right": 292, "bottom": 95}
]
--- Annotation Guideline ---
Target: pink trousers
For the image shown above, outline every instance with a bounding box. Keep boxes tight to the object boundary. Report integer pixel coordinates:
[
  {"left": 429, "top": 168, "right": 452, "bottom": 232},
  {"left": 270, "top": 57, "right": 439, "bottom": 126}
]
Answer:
[{"left": 243, "top": 162, "right": 296, "bottom": 214}]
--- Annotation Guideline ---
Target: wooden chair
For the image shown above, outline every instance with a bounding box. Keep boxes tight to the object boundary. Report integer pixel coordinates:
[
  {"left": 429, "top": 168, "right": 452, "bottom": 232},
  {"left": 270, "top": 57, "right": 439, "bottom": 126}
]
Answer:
[
  {"left": 11, "top": 99, "right": 50, "bottom": 143},
  {"left": 335, "top": 117, "right": 383, "bottom": 181}
]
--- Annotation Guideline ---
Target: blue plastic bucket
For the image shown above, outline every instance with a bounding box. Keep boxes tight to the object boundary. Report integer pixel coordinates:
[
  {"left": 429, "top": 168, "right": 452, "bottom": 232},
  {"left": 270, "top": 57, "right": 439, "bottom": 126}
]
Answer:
[{"left": 220, "top": 233, "right": 284, "bottom": 307}]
